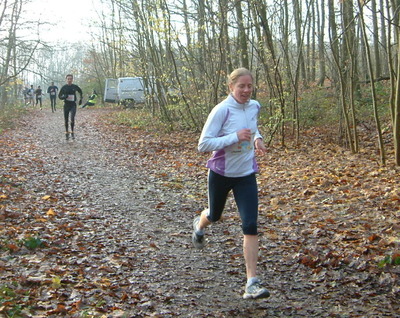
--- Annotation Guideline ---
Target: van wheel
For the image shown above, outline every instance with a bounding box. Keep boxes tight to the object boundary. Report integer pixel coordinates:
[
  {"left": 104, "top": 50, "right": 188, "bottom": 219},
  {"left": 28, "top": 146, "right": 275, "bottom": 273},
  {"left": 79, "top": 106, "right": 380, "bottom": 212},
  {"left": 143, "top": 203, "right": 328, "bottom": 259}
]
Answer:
[{"left": 127, "top": 100, "right": 135, "bottom": 109}]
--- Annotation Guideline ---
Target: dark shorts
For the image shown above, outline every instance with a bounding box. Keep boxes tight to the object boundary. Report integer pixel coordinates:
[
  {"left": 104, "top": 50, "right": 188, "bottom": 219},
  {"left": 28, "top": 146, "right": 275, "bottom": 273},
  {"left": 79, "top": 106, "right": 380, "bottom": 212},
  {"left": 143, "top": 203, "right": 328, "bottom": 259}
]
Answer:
[{"left": 207, "top": 170, "right": 259, "bottom": 235}]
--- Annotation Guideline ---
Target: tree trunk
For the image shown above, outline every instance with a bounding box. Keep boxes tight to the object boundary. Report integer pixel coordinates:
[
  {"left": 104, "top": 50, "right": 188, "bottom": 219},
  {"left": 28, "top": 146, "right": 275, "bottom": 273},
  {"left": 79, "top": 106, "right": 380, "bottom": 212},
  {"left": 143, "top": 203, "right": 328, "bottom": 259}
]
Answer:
[
  {"left": 317, "top": 0, "right": 326, "bottom": 86},
  {"left": 395, "top": 40, "right": 400, "bottom": 165},
  {"left": 358, "top": 0, "right": 386, "bottom": 165},
  {"left": 309, "top": 0, "right": 316, "bottom": 82},
  {"left": 235, "top": 1, "right": 249, "bottom": 69},
  {"left": 343, "top": 0, "right": 358, "bottom": 152},
  {"left": 253, "top": 1, "right": 287, "bottom": 146},
  {"left": 371, "top": 0, "right": 382, "bottom": 78},
  {"left": 379, "top": 0, "right": 389, "bottom": 76},
  {"left": 390, "top": 0, "right": 400, "bottom": 165},
  {"left": 182, "top": 0, "right": 191, "bottom": 48}
]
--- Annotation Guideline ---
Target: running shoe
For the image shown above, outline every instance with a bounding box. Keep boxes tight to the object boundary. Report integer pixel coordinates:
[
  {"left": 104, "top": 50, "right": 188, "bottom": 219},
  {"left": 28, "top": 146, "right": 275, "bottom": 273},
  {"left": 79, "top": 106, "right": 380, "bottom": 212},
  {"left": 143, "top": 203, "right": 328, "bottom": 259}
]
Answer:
[
  {"left": 192, "top": 216, "right": 205, "bottom": 249},
  {"left": 243, "top": 279, "right": 270, "bottom": 299}
]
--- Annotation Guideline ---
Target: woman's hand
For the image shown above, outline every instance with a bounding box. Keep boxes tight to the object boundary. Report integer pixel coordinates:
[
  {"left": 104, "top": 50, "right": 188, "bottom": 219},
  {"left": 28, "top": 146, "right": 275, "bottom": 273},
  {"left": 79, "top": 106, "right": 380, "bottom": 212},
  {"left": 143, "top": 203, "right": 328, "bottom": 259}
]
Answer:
[
  {"left": 254, "top": 138, "right": 267, "bottom": 156},
  {"left": 237, "top": 128, "right": 252, "bottom": 141}
]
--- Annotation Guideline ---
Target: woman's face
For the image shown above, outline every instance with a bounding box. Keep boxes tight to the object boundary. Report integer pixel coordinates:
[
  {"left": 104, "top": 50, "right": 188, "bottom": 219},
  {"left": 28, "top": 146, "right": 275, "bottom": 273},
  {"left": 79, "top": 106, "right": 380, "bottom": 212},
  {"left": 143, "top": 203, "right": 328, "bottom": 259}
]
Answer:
[{"left": 229, "top": 74, "right": 253, "bottom": 104}]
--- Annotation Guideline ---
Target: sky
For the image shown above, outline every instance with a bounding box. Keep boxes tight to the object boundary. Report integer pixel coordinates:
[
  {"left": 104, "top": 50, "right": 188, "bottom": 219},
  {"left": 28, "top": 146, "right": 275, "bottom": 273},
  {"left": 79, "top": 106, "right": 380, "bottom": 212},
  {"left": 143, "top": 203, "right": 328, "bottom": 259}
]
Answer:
[{"left": 23, "top": 0, "right": 102, "bottom": 43}]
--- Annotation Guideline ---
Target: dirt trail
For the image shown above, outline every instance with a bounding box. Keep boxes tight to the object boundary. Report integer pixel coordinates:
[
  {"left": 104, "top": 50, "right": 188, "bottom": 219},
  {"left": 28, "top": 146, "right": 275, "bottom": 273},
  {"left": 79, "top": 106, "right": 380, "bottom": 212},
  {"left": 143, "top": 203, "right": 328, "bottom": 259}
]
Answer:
[
  {"left": 1, "top": 108, "right": 276, "bottom": 317},
  {"left": 1, "top": 107, "right": 399, "bottom": 317}
]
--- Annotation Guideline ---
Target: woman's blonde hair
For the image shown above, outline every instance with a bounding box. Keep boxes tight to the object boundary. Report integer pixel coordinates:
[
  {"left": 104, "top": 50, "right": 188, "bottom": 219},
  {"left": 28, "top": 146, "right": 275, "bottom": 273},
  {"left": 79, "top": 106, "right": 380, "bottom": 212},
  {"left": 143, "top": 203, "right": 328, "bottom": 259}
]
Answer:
[{"left": 228, "top": 68, "right": 253, "bottom": 86}]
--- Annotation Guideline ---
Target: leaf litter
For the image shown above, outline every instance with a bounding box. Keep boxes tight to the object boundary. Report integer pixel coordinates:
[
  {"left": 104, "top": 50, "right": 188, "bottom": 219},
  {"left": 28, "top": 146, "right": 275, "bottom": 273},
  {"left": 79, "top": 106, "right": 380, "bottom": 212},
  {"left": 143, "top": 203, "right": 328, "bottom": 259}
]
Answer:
[{"left": 0, "top": 108, "right": 399, "bottom": 317}]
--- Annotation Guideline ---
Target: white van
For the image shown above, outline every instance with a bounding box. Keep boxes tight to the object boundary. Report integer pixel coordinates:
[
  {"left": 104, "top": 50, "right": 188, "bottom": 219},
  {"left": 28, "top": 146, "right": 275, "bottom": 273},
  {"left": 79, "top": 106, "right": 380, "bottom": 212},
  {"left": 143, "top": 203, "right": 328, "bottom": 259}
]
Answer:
[
  {"left": 118, "top": 77, "right": 146, "bottom": 108},
  {"left": 104, "top": 79, "right": 118, "bottom": 103}
]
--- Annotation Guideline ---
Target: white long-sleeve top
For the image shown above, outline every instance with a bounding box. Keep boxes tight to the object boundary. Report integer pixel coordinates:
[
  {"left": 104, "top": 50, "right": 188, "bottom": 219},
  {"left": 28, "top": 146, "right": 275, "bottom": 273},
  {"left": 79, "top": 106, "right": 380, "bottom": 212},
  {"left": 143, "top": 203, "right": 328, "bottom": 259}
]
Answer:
[{"left": 198, "top": 94, "right": 263, "bottom": 177}]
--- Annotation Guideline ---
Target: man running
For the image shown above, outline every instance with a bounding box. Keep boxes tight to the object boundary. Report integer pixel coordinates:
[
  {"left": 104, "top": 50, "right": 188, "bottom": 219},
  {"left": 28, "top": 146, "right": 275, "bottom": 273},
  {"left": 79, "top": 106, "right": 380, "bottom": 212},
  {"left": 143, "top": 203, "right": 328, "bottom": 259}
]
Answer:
[
  {"left": 58, "top": 74, "right": 83, "bottom": 140},
  {"left": 27, "top": 85, "right": 35, "bottom": 106},
  {"left": 47, "top": 82, "right": 58, "bottom": 112},
  {"left": 35, "top": 86, "right": 43, "bottom": 109}
]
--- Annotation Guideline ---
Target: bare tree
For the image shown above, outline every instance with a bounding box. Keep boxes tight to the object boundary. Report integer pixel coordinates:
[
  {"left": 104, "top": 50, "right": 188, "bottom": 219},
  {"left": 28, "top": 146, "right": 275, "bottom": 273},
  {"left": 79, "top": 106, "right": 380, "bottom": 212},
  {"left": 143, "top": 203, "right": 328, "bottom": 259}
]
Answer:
[
  {"left": 0, "top": 0, "right": 41, "bottom": 106},
  {"left": 358, "top": 0, "right": 386, "bottom": 165},
  {"left": 51, "top": 0, "right": 397, "bottom": 164},
  {"left": 252, "top": 1, "right": 287, "bottom": 146},
  {"left": 235, "top": 0, "right": 249, "bottom": 69},
  {"left": 371, "top": 0, "right": 382, "bottom": 77},
  {"left": 316, "top": 0, "right": 326, "bottom": 86},
  {"left": 390, "top": 0, "right": 400, "bottom": 165}
]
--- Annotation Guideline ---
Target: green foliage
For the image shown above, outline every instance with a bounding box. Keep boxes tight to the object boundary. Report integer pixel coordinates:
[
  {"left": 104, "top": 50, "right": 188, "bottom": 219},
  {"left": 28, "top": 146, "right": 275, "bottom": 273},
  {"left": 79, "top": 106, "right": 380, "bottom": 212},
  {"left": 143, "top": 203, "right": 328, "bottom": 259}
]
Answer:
[
  {"left": 354, "top": 82, "right": 392, "bottom": 122},
  {"left": 22, "top": 236, "right": 44, "bottom": 250},
  {"left": 109, "top": 106, "right": 192, "bottom": 132},
  {"left": 258, "top": 102, "right": 284, "bottom": 142},
  {"left": 0, "top": 283, "right": 28, "bottom": 318},
  {"left": 109, "top": 108, "right": 168, "bottom": 131},
  {"left": 0, "top": 284, "right": 17, "bottom": 298},
  {"left": 0, "top": 239, "right": 11, "bottom": 252},
  {"left": 293, "top": 82, "right": 392, "bottom": 130},
  {"left": 0, "top": 236, "right": 45, "bottom": 252},
  {"left": 297, "top": 87, "right": 338, "bottom": 128},
  {"left": 0, "top": 104, "right": 28, "bottom": 133},
  {"left": 107, "top": 81, "right": 394, "bottom": 142},
  {"left": 378, "top": 253, "right": 400, "bottom": 268}
]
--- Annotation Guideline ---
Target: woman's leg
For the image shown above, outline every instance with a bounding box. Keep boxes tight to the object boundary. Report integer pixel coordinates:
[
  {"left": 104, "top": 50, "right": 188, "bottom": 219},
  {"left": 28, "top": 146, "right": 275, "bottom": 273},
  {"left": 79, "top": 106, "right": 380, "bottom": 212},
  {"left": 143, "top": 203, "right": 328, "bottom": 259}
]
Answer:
[
  {"left": 233, "top": 174, "right": 269, "bottom": 299},
  {"left": 197, "top": 209, "right": 211, "bottom": 230},
  {"left": 243, "top": 235, "right": 258, "bottom": 279},
  {"left": 192, "top": 170, "right": 231, "bottom": 248},
  {"left": 233, "top": 174, "right": 258, "bottom": 234},
  {"left": 203, "top": 170, "right": 232, "bottom": 225},
  {"left": 232, "top": 174, "right": 259, "bottom": 278}
]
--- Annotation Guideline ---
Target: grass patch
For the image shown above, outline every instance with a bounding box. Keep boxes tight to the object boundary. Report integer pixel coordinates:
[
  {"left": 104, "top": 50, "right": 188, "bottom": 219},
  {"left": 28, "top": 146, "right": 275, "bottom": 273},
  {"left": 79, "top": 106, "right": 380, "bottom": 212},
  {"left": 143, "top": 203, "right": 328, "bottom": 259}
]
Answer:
[
  {"left": 378, "top": 253, "right": 400, "bottom": 268},
  {"left": 0, "top": 283, "right": 31, "bottom": 318},
  {"left": 107, "top": 108, "right": 173, "bottom": 132},
  {"left": 0, "top": 236, "right": 45, "bottom": 252},
  {"left": 0, "top": 103, "right": 28, "bottom": 133},
  {"left": 22, "top": 236, "right": 45, "bottom": 250}
]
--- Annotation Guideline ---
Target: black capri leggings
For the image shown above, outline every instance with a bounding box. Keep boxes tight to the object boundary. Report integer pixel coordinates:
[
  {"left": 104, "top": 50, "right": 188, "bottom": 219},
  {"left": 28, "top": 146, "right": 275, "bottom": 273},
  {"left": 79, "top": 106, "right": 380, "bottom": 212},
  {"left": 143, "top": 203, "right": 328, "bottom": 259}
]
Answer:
[{"left": 206, "top": 170, "right": 259, "bottom": 235}]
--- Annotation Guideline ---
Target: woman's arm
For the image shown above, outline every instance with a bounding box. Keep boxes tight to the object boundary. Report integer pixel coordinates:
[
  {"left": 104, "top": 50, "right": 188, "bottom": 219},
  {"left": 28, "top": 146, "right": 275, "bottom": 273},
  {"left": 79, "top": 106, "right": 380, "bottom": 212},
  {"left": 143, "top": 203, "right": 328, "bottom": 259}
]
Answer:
[{"left": 198, "top": 107, "right": 239, "bottom": 152}]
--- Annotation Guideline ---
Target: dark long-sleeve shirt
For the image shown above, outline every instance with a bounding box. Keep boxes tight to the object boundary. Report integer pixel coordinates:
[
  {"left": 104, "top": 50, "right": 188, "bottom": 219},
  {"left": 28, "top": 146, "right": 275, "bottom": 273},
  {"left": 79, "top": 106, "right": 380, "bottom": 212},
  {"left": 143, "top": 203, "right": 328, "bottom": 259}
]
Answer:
[
  {"left": 59, "top": 84, "right": 83, "bottom": 105},
  {"left": 47, "top": 85, "right": 58, "bottom": 97}
]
